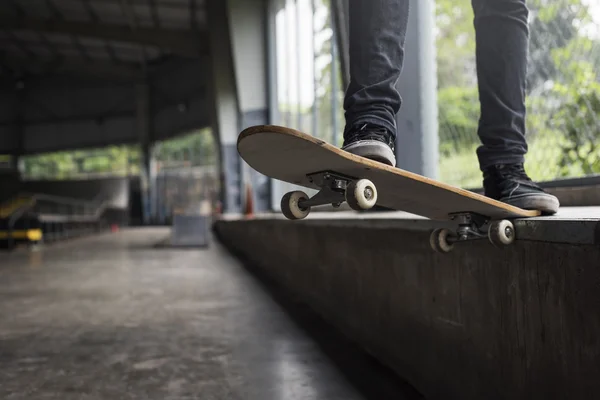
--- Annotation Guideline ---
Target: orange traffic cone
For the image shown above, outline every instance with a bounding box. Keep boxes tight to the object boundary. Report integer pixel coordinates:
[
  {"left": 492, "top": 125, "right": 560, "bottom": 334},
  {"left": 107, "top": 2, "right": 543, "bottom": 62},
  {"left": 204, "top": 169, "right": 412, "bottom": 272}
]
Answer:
[{"left": 244, "top": 184, "right": 254, "bottom": 219}]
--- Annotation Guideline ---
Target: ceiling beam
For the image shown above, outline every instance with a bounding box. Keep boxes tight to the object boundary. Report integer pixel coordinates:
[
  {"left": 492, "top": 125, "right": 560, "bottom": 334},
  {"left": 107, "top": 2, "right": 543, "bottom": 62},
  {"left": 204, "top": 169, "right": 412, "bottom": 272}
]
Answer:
[
  {"left": 0, "top": 17, "right": 208, "bottom": 58},
  {"left": 0, "top": 53, "right": 143, "bottom": 80}
]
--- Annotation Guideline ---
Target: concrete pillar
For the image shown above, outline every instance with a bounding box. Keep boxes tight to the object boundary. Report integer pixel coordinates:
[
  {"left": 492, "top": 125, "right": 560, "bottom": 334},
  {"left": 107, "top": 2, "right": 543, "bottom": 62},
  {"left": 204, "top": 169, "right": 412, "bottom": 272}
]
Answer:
[
  {"left": 12, "top": 86, "right": 25, "bottom": 179},
  {"left": 10, "top": 151, "right": 22, "bottom": 180},
  {"left": 136, "top": 81, "right": 153, "bottom": 224},
  {"left": 207, "top": 0, "right": 271, "bottom": 214},
  {"left": 229, "top": 0, "right": 271, "bottom": 212},
  {"left": 8, "top": 155, "right": 18, "bottom": 170},
  {"left": 207, "top": 0, "right": 243, "bottom": 215},
  {"left": 12, "top": 128, "right": 23, "bottom": 175},
  {"left": 395, "top": 0, "right": 439, "bottom": 179}
]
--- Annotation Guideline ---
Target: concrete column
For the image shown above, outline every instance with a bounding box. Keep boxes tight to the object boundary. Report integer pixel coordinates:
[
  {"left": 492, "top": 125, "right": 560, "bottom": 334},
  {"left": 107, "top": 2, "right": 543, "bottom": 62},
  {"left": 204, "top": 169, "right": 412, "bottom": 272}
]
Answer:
[
  {"left": 11, "top": 133, "right": 23, "bottom": 178},
  {"left": 12, "top": 86, "right": 25, "bottom": 179},
  {"left": 9, "top": 155, "right": 18, "bottom": 171},
  {"left": 229, "top": 0, "right": 271, "bottom": 212},
  {"left": 207, "top": 0, "right": 271, "bottom": 214},
  {"left": 207, "top": 0, "right": 242, "bottom": 215},
  {"left": 395, "top": 0, "right": 439, "bottom": 179},
  {"left": 136, "top": 81, "right": 153, "bottom": 224}
]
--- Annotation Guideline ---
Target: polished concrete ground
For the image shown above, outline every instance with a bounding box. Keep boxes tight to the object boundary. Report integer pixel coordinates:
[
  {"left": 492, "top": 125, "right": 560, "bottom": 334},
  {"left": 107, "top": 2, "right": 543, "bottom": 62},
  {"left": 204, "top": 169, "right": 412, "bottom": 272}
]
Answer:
[{"left": 0, "top": 228, "right": 420, "bottom": 399}]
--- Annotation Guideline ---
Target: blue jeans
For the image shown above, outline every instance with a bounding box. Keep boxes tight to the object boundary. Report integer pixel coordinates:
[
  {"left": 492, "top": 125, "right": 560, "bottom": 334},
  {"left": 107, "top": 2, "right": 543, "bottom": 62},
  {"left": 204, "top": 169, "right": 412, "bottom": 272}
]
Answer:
[{"left": 343, "top": 0, "right": 529, "bottom": 170}]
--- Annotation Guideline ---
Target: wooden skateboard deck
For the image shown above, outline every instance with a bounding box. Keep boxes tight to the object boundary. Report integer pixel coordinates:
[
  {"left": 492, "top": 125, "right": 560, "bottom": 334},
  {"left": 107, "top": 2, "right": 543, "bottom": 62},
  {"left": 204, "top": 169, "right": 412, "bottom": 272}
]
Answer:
[{"left": 238, "top": 125, "right": 540, "bottom": 221}]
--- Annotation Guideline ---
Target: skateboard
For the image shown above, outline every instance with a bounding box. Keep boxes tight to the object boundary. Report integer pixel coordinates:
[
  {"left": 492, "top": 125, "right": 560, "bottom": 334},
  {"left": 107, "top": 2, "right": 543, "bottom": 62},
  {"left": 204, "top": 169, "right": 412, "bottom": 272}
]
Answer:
[{"left": 237, "top": 125, "right": 541, "bottom": 253}]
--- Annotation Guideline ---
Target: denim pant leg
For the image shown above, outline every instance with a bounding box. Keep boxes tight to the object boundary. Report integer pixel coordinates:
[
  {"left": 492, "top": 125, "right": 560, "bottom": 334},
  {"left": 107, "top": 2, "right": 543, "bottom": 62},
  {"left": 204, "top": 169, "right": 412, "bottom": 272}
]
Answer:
[
  {"left": 343, "top": 0, "right": 410, "bottom": 140},
  {"left": 472, "top": 0, "right": 530, "bottom": 170}
]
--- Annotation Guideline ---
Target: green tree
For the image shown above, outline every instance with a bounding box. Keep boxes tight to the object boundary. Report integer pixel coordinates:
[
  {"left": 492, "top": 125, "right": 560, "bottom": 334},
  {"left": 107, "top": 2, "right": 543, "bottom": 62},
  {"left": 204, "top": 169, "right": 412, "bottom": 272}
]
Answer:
[
  {"left": 549, "top": 61, "right": 600, "bottom": 176},
  {"left": 527, "top": 0, "right": 587, "bottom": 93},
  {"left": 437, "top": 86, "right": 480, "bottom": 156},
  {"left": 435, "top": 1, "right": 477, "bottom": 89},
  {"left": 435, "top": 0, "right": 600, "bottom": 184},
  {"left": 154, "top": 128, "right": 216, "bottom": 167}
]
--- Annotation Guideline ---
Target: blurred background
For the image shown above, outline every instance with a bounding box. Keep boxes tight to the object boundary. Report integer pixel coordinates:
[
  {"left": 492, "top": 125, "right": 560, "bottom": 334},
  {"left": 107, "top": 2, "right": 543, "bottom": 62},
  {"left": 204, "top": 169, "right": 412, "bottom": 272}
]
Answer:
[
  {"left": 271, "top": 0, "right": 600, "bottom": 188},
  {"left": 4, "top": 0, "right": 599, "bottom": 215}
]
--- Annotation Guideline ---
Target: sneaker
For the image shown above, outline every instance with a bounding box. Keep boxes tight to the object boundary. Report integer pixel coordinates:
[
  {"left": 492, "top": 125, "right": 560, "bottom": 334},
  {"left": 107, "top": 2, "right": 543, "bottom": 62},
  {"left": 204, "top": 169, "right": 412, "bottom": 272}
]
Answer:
[
  {"left": 483, "top": 163, "right": 560, "bottom": 214},
  {"left": 341, "top": 123, "right": 396, "bottom": 166}
]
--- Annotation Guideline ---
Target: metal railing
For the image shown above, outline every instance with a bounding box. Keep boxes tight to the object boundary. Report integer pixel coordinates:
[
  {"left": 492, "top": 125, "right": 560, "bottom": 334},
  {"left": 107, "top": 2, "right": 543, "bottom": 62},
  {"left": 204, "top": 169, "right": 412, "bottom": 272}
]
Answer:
[{"left": 3, "top": 193, "right": 108, "bottom": 246}]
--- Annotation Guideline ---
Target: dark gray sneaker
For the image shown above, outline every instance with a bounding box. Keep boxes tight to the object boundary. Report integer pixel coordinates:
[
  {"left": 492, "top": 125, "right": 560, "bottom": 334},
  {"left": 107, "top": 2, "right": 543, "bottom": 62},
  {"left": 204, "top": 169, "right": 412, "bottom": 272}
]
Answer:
[
  {"left": 341, "top": 123, "right": 396, "bottom": 166},
  {"left": 483, "top": 164, "right": 560, "bottom": 214}
]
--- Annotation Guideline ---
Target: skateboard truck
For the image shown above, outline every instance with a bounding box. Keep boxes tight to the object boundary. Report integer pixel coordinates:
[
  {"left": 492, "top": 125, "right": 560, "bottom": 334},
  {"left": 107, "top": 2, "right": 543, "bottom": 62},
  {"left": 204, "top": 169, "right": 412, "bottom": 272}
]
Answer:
[
  {"left": 280, "top": 171, "right": 378, "bottom": 220},
  {"left": 430, "top": 212, "right": 516, "bottom": 253}
]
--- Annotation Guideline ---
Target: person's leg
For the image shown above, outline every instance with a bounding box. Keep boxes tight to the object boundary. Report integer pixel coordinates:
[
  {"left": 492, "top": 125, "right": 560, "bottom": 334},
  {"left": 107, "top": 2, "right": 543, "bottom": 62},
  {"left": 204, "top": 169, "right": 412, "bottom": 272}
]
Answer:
[
  {"left": 472, "top": 0, "right": 559, "bottom": 213},
  {"left": 341, "top": 0, "right": 410, "bottom": 166},
  {"left": 472, "top": 0, "right": 529, "bottom": 167}
]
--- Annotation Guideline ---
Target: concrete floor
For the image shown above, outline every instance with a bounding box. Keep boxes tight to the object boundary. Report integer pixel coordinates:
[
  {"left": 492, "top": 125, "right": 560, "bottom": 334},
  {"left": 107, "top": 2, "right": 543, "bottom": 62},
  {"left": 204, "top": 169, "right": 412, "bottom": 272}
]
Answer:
[{"left": 0, "top": 229, "right": 420, "bottom": 400}]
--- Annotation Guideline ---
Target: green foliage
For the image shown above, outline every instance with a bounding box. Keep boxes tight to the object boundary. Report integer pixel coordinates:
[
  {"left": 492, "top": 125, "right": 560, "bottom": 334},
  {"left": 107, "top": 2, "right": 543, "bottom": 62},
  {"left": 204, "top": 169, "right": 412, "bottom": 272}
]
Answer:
[
  {"left": 526, "top": 0, "right": 585, "bottom": 92},
  {"left": 437, "top": 86, "right": 479, "bottom": 156},
  {"left": 22, "top": 146, "right": 139, "bottom": 180},
  {"left": 21, "top": 128, "right": 216, "bottom": 180},
  {"left": 154, "top": 128, "right": 216, "bottom": 167},
  {"left": 550, "top": 68, "right": 600, "bottom": 176},
  {"left": 436, "top": 0, "right": 600, "bottom": 186},
  {"left": 435, "top": 1, "right": 476, "bottom": 89}
]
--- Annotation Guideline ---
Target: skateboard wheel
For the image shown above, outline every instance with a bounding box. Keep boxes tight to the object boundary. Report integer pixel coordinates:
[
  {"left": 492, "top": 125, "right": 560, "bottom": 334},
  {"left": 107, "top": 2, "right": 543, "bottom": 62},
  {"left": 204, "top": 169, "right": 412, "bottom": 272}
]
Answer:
[
  {"left": 430, "top": 228, "right": 454, "bottom": 253},
  {"left": 488, "top": 220, "right": 515, "bottom": 247},
  {"left": 281, "top": 191, "right": 310, "bottom": 220},
  {"left": 346, "top": 179, "right": 378, "bottom": 211}
]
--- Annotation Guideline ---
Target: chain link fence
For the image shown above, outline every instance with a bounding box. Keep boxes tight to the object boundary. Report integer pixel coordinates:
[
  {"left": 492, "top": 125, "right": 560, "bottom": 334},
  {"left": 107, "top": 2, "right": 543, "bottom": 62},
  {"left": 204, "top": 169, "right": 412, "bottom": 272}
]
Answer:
[
  {"left": 153, "top": 129, "right": 218, "bottom": 223},
  {"left": 437, "top": 0, "right": 600, "bottom": 187}
]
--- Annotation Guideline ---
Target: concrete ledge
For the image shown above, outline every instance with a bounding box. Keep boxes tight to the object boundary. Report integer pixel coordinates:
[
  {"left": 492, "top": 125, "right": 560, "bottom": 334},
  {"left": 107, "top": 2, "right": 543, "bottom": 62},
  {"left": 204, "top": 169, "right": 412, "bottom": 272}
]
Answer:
[
  {"left": 225, "top": 206, "right": 600, "bottom": 245},
  {"left": 214, "top": 217, "right": 600, "bottom": 400}
]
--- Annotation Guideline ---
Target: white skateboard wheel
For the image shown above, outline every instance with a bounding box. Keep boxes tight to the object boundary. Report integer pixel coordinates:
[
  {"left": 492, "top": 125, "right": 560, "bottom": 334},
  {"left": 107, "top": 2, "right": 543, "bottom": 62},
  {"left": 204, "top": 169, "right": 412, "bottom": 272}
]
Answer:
[
  {"left": 281, "top": 191, "right": 310, "bottom": 220},
  {"left": 346, "top": 179, "right": 377, "bottom": 211},
  {"left": 430, "top": 228, "right": 454, "bottom": 253},
  {"left": 488, "top": 220, "right": 515, "bottom": 246}
]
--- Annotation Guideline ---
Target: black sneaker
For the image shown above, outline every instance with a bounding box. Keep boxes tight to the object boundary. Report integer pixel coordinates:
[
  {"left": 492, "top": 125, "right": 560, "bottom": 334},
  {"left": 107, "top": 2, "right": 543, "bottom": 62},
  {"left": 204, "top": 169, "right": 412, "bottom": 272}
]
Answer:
[
  {"left": 341, "top": 123, "right": 396, "bottom": 166},
  {"left": 483, "top": 163, "right": 559, "bottom": 214}
]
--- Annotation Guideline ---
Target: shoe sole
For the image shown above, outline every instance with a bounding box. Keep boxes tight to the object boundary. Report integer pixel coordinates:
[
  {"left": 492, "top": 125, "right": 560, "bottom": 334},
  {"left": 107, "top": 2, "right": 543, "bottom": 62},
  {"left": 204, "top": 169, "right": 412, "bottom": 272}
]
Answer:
[
  {"left": 500, "top": 193, "right": 560, "bottom": 214},
  {"left": 342, "top": 140, "right": 396, "bottom": 166}
]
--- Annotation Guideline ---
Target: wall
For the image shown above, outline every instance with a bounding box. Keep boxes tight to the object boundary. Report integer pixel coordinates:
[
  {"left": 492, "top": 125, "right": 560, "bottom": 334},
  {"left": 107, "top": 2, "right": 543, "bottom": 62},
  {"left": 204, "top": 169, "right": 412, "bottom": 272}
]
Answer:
[{"left": 214, "top": 218, "right": 600, "bottom": 400}]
